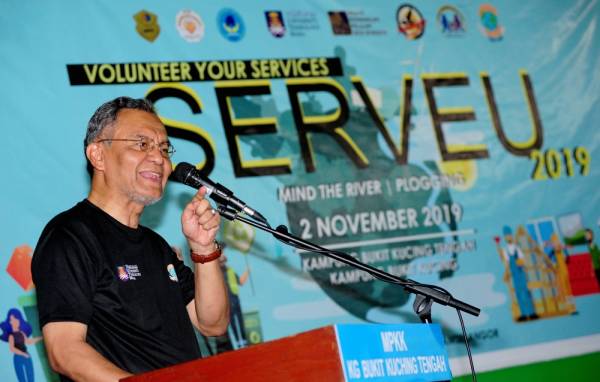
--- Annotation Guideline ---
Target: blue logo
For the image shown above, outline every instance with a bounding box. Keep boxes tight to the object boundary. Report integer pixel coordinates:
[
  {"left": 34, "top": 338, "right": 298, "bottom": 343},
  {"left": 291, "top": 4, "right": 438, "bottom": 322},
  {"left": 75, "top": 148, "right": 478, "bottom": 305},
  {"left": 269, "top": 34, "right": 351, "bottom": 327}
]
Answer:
[
  {"left": 437, "top": 5, "right": 465, "bottom": 37},
  {"left": 217, "top": 8, "right": 245, "bottom": 42}
]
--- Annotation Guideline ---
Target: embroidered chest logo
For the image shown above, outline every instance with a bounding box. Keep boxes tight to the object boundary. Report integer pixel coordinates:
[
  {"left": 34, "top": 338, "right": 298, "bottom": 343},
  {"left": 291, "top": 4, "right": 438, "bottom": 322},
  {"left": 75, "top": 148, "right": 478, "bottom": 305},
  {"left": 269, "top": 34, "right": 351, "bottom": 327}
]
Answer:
[
  {"left": 167, "top": 264, "right": 178, "bottom": 282},
  {"left": 117, "top": 264, "right": 142, "bottom": 281}
]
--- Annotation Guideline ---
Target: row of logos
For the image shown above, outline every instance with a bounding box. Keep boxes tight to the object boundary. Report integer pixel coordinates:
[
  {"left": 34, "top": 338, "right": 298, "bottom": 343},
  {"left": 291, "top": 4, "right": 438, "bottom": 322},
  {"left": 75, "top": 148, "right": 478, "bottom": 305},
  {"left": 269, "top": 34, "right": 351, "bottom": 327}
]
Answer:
[{"left": 134, "top": 4, "right": 504, "bottom": 43}]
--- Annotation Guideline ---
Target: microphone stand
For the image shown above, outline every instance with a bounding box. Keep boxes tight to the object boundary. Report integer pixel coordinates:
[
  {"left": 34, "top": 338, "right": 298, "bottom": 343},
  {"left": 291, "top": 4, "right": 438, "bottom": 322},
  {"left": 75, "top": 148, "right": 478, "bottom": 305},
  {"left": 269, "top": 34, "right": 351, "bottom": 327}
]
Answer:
[
  {"left": 218, "top": 206, "right": 480, "bottom": 381},
  {"left": 217, "top": 206, "right": 480, "bottom": 318}
]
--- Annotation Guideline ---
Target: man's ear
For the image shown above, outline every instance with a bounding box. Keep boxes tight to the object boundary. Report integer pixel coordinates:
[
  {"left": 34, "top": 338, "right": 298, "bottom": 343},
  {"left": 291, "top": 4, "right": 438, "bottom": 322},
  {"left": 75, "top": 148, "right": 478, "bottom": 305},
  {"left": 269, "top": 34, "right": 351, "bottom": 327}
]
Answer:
[{"left": 86, "top": 143, "right": 105, "bottom": 172}]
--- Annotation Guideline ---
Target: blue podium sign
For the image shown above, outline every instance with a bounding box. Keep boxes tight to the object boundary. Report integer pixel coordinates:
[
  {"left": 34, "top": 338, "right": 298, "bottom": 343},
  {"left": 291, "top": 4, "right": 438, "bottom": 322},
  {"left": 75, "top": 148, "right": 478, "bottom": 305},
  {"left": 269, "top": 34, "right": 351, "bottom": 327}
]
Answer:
[{"left": 335, "top": 324, "right": 451, "bottom": 381}]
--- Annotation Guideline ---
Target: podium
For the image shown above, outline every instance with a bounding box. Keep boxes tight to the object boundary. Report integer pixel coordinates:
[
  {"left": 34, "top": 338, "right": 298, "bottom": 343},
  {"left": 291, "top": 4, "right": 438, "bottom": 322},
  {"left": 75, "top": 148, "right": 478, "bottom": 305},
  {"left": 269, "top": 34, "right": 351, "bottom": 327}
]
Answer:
[{"left": 123, "top": 324, "right": 451, "bottom": 382}]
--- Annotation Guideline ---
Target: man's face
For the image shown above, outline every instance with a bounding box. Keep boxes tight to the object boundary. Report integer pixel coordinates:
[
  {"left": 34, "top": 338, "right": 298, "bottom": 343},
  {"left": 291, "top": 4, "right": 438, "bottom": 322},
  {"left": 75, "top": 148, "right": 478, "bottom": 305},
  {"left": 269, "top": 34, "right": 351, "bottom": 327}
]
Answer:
[{"left": 100, "top": 109, "right": 172, "bottom": 206}]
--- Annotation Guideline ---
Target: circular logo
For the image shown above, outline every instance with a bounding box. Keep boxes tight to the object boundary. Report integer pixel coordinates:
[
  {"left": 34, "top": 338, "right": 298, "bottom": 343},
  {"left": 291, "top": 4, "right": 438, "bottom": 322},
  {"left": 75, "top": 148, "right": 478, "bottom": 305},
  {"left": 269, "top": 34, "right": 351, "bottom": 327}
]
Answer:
[
  {"left": 479, "top": 4, "right": 504, "bottom": 40},
  {"left": 176, "top": 9, "right": 205, "bottom": 42},
  {"left": 396, "top": 4, "right": 425, "bottom": 40},
  {"left": 248, "top": 331, "right": 262, "bottom": 344},
  {"left": 436, "top": 5, "right": 465, "bottom": 36},
  {"left": 217, "top": 8, "right": 245, "bottom": 42}
]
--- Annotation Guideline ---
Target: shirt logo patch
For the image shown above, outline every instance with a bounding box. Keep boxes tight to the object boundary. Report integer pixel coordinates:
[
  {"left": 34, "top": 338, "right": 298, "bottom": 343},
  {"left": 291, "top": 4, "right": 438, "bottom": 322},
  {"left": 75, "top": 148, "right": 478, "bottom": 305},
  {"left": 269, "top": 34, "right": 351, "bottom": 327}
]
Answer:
[
  {"left": 117, "top": 264, "right": 141, "bottom": 281},
  {"left": 167, "top": 264, "right": 178, "bottom": 282}
]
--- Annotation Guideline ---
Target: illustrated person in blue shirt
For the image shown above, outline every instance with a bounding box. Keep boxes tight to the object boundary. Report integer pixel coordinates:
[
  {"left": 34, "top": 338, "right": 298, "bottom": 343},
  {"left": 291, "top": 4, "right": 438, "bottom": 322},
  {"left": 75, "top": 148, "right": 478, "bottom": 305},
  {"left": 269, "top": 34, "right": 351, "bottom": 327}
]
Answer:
[
  {"left": 0, "top": 308, "right": 42, "bottom": 382},
  {"left": 495, "top": 226, "right": 538, "bottom": 321}
]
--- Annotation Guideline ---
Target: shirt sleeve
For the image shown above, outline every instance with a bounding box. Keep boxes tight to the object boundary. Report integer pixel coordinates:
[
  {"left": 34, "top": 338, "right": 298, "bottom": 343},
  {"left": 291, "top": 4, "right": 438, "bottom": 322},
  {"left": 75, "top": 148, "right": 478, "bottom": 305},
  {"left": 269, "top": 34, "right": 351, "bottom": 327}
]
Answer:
[{"left": 32, "top": 226, "right": 99, "bottom": 328}]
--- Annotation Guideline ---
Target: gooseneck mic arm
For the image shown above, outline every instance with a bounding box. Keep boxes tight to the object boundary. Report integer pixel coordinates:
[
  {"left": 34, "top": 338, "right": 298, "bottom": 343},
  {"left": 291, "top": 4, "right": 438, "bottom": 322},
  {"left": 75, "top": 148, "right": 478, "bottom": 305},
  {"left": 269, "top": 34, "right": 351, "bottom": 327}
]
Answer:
[{"left": 216, "top": 205, "right": 481, "bottom": 318}]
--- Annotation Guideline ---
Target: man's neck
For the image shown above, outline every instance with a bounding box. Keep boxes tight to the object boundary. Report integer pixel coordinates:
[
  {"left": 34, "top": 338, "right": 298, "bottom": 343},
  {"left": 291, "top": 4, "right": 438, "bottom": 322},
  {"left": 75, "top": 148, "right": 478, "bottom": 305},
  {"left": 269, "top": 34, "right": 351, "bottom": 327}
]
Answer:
[{"left": 87, "top": 189, "right": 144, "bottom": 228}]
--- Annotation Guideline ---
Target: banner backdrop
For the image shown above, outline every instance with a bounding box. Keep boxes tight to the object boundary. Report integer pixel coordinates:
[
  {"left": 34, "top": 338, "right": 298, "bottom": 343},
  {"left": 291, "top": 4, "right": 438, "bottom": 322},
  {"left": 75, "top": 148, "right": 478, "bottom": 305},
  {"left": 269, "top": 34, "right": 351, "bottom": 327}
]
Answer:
[{"left": 2, "top": 0, "right": 600, "bottom": 380}]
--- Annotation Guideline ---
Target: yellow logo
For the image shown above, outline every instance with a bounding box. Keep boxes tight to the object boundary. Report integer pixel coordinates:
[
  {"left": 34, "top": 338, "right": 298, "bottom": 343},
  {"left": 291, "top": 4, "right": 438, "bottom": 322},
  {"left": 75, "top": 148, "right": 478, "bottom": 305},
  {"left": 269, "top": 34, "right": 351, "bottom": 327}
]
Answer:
[{"left": 134, "top": 10, "right": 160, "bottom": 42}]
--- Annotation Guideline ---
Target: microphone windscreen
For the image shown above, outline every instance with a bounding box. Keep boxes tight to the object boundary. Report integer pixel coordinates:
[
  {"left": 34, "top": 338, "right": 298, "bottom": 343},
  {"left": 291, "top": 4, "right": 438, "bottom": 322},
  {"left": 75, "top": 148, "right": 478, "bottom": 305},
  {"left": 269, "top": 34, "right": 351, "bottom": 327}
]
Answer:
[{"left": 171, "top": 162, "right": 195, "bottom": 185}]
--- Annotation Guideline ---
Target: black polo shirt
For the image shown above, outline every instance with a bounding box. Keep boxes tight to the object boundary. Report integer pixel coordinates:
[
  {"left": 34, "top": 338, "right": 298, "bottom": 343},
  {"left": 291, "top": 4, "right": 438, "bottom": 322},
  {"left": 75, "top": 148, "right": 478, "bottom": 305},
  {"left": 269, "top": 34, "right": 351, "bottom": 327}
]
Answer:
[{"left": 32, "top": 199, "right": 201, "bottom": 378}]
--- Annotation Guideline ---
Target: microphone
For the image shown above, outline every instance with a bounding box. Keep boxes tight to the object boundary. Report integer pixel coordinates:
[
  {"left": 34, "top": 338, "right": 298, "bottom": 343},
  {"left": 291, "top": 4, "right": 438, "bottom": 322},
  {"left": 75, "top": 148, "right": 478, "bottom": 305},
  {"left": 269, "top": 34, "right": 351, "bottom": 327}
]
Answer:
[{"left": 171, "top": 162, "right": 266, "bottom": 223}]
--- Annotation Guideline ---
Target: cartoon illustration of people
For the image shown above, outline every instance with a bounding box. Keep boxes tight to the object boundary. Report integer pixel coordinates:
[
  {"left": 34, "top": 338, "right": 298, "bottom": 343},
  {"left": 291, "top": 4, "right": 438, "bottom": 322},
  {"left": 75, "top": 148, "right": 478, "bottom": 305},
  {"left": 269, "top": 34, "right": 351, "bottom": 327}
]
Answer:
[
  {"left": 584, "top": 229, "right": 600, "bottom": 286},
  {"left": 0, "top": 308, "right": 42, "bottom": 382},
  {"left": 220, "top": 243, "right": 250, "bottom": 349},
  {"left": 544, "top": 234, "right": 576, "bottom": 313},
  {"left": 495, "top": 226, "right": 538, "bottom": 321},
  {"left": 171, "top": 243, "right": 252, "bottom": 355},
  {"left": 196, "top": 242, "right": 252, "bottom": 355}
]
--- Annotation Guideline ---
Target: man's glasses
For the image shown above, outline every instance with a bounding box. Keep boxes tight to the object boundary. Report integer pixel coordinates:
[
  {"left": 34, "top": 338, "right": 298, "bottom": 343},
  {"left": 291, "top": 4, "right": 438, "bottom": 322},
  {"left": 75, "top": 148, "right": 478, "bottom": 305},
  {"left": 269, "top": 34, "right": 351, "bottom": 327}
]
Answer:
[{"left": 96, "top": 137, "right": 175, "bottom": 158}]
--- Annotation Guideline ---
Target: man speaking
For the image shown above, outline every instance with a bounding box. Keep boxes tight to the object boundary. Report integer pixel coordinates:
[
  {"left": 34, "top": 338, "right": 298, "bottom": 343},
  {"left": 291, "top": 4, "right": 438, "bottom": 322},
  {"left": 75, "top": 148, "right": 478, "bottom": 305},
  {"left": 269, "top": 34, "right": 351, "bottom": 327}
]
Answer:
[{"left": 32, "top": 97, "right": 230, "bottom": 381}]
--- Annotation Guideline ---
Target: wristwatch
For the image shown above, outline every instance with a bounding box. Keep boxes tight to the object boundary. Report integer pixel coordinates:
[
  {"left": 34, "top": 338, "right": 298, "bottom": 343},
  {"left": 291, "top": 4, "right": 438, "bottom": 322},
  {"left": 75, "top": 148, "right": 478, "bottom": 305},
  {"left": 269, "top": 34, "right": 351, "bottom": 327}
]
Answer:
[{"left": 190, "top": 241, "right": 222, "bottom": 264}]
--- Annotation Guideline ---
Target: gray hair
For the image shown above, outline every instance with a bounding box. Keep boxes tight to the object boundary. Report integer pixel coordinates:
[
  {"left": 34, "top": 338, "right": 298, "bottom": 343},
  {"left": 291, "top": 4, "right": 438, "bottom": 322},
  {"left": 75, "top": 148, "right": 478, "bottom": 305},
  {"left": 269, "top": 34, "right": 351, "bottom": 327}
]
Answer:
[
  {"left": 84, "top": 97, "right": 156, "bottom": 177},
  {"left": 84, "top": 96, "right": 156, "bottom": 151}
]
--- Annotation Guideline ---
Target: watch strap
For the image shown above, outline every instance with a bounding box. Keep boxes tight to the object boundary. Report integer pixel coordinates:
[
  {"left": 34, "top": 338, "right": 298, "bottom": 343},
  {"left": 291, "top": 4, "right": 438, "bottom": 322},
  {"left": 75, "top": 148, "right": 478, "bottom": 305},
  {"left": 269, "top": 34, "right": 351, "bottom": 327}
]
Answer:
[{"left": 190, "top": 242, "right": 222, "bottom": 264}]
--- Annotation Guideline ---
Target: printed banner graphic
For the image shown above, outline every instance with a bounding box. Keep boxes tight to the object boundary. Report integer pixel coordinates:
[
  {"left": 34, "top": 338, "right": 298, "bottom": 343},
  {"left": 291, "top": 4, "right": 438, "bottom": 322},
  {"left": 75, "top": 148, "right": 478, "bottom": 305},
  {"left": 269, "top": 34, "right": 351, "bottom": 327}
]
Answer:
[{"left": 1, "top": 1, "right": 599, "bottom": 380}]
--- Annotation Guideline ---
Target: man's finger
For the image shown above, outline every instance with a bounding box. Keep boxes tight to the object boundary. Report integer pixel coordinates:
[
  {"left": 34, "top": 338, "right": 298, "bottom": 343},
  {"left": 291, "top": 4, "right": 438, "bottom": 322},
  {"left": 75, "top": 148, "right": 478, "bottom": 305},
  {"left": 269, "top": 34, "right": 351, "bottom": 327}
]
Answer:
[
  {"left": 192, "top": 186, "right": 209, "bottom": 202},
  {"left": 199, "top": 215, "right": 220, "bottom": 230},
  {"left": 194, "top": 199, "right": 212, "bottom": 216}
]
